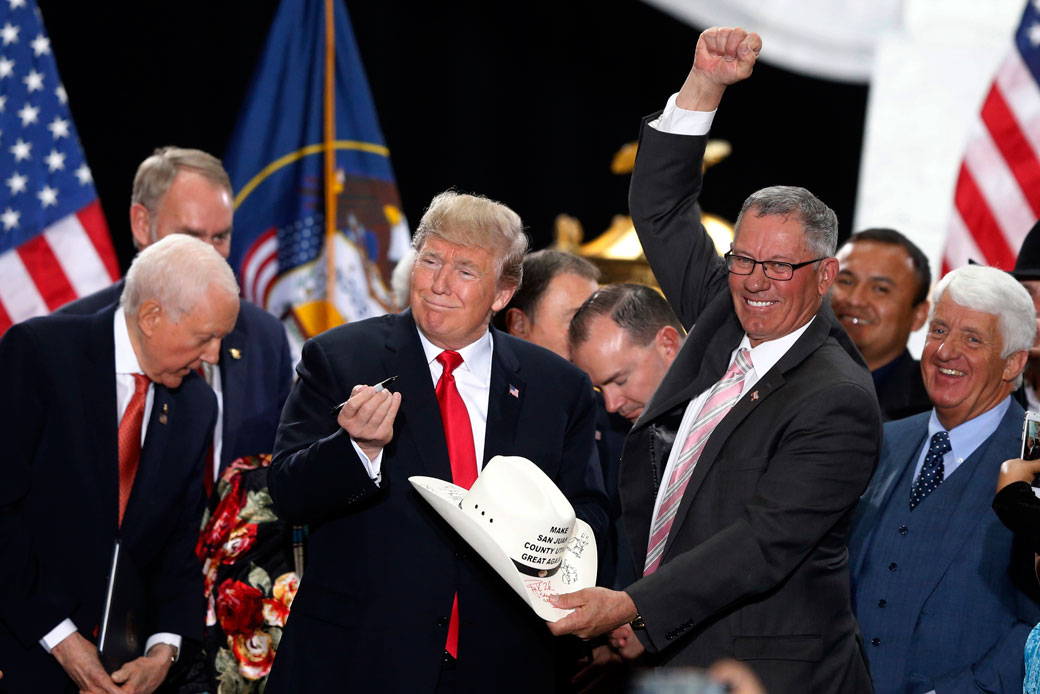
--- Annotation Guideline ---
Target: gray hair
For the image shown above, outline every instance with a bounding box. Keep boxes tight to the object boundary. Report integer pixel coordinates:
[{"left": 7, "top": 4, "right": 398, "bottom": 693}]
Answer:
[
  {"left": 121, "top": 234, "right": 239, "bottom": 322},
  {"left": 132, "top": 147, "right": 232, "bottom": 244},
  {"left": 412, "top": 190, "right": 529, "bottom": 289},
  {"left": 734, "top": 185, "right": 838, "bottom": 258},
  {"left": 931, "top": 266, "right": 1036, "bottom": 385}
]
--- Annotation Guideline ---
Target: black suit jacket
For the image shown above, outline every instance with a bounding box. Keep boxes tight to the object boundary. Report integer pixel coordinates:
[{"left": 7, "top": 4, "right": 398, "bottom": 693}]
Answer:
[
  {"left": 265, "top": 310, "right": 608, "bottom": 693},
  {"left": 874, "top": 349, "right": 931, "bottom": 422},
  {"left": 0, "top": 307, "right": 214, "bottom": 693},
  {"left": 59, "top": 280, "right": 292, "bottom": 468},
  {"left": 621, "top": 116, "right": 880, "bottom": 693}
]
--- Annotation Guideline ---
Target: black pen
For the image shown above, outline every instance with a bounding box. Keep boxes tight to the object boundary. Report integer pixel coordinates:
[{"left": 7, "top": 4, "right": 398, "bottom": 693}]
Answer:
[{"left": 330, "top": 375, "right": 399, "bottom": 415}]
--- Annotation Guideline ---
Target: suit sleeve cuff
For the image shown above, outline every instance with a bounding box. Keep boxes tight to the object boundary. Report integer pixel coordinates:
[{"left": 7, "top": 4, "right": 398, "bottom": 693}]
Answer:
[
  {"left": 649, "top": 92, "right": 716, "bottom": 136},
  {"left": 39, "top": 618, "right": 77, "bottom": 653},
  {"left": 145, "top": 633, "right": 182, "bottom": 662},
  {"left": 350, "top": 438, "right": 384, "bottom": 485}
]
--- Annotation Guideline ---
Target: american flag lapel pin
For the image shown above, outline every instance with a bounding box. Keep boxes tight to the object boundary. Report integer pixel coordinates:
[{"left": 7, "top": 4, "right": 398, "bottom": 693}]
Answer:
[
  {"left": 509, "top": 384, "right": 519, "bottom": 398},
  {"left": 750, "top": 391, "right": 759, "bottom": 401},
  {"left": 159, "top": 402, "right": 169, "bottom": 424}
]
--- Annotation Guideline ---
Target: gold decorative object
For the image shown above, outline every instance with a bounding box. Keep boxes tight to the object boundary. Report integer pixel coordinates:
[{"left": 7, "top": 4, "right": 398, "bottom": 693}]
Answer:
[{"left": 554, "top": 140, "right": 735, "bottom": 287}]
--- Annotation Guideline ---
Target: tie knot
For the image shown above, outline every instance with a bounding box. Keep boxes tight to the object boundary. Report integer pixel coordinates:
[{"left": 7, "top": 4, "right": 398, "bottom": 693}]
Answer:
[
  {"left": 732, "top": 348, "right": 753, "bottom": 376},
  {"left": 930, "top": 430, "right": 951, "bottom": 455},
  {"left": 437, "top": 350, "right": 464, "bottom": 375},
  {"left": 132, "top": 373, "right": 150, "bottom": 396}
]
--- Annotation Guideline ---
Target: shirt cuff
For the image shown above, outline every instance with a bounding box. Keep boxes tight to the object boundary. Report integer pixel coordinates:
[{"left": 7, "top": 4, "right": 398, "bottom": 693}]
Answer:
[
  {"left": 350, "top": 438, "right": 384, "bottom": 485},
  {"left": 145, "top": 633, "right": 182, "bottom": 662},
  {"left": 649, "top": 92, "right": 716, "bottom": 136},
  {"left": 39, "top": 618, "right": 77, "bottom": 653}
]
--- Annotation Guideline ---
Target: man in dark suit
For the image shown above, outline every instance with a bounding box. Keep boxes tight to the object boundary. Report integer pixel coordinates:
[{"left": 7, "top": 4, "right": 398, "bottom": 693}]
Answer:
[
  {"left": 266, "top": 191, "right": 608, "bottom": 692},
  {"left": 0, "top": 235, "right": 240, "bottom": 694},
  {"left": 849, "top": 264, "right": 1040, "bottom": 693},
  {"left": 550, "top": 27, "right": 880, "bottom": 693},
  {"left": 831, "top": 228, "right": 933, "bottom": 421},
  {"left": 59, "top": 147, "right": 292, "bottom": 478}
]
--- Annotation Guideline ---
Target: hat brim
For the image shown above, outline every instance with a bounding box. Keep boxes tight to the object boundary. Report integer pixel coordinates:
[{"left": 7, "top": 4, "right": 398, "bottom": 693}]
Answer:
[
  {"left": 1012, "top": 269, "right": 1040, "bottom": 280},
  {"left": 409, "top": 475, "right": 597, "bottom": 622}
]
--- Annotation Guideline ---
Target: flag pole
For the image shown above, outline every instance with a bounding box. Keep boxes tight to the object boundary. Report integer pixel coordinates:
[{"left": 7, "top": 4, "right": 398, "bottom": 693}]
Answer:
[{"left": 323, "top": 0, "right": 337, "bottom": 326}]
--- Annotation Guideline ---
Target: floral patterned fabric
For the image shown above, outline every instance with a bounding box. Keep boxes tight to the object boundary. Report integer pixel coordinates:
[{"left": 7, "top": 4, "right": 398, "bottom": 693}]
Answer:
[
  {"left": 170, "top": 454, "right": 302, "bottom": 694},
  {"left": 1026, "top": 620, "right": 1040, "bottom": 693}
]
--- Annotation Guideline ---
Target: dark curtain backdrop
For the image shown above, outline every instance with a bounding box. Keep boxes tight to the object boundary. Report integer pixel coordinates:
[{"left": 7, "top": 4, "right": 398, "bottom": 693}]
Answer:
[{"left": 36, "top": 0, "right": 867, "bottom": 273}]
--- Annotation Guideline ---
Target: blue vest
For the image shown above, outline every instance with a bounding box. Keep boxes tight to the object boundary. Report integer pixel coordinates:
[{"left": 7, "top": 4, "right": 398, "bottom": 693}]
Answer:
[{"left": 853, "top": 452, "right": 977, "bottom": 693}]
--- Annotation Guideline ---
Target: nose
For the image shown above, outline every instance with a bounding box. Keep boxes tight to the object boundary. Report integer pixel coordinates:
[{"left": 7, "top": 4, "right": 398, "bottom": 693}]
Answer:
[
  {"left": 431, "top": 266, "right": 450, "bottom": 294},
  {"left": 201, "top": 337, "right": 222, "bottom": 365},
  {"left": 602, "top": 387, "right": 624, "bottom": 414},
  {"left": 743, "top": 263, "right": 770, "bottom": 291},
  {"left": 935, "top": 339, "right": 957, "bottom": 361}
]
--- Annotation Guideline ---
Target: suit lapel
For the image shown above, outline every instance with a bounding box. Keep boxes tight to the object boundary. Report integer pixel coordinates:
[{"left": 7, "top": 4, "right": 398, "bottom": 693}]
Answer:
[
  {"left": 123, "top": 385, "right": 175, "bottom": 534},
  {"left": 86, "top": 308, "right": 121, "bottom": 531},
  {"left": 217, "top": 318, "right": 248, "bottom": 468},
  {"left": 483, "top": 329, "right": 523, "bottom": 461},
  {"left": 388, "top": 310, "right": 453, "bottom": 481}
]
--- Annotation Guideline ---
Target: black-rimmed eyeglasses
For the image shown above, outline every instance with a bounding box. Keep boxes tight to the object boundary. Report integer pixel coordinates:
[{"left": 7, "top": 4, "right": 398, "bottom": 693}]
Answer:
[{"left": 723, "top": 252, "right": 826, "bottom": 281}]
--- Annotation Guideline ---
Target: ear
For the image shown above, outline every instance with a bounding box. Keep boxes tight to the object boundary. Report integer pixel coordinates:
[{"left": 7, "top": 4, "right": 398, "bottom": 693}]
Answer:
[
  {"left": 1003, "top": 349, "right": 1029, "bottom": 383},
  {"left": 816, "top": 257, "right": 840, "bottom": 295},
  {"left": 136, "top": 299, "right": 163, "bottom": 338},
  {"left": 910, "top": 300, "right": 930, "bottom": 332},
  {"left": 503, "top": 307, "right": 529, "bottom": 337},
  {"left": 129, "top": 203, "right": 153, "bottom": 250},
  {"left": 492, "top": 284, "right": 517, "bottom": 313},
  {"left": 654, "top": 325, "right": 682, "bottom": 362}
]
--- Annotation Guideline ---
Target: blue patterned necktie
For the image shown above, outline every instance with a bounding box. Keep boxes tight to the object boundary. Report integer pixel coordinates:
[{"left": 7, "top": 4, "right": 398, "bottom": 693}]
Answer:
[{"left": 909, "top": 431, "right": 951, "bottom": 510}]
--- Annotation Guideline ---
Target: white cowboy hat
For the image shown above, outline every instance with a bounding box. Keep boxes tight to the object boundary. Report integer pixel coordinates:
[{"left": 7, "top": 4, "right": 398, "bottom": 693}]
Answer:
[{"left": 409, "top": 455, "right": 597, "bottom": 622}]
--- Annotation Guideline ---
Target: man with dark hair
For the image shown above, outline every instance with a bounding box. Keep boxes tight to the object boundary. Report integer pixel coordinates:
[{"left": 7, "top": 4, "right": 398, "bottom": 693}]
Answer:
[
  {"left": 831, "top": 227, "right": 932, "bottom": 420},
  {"left": 568, "top": 283, "right": 685, "bottom": 423},
  {"left": 495, "top": 249, "right": 601, "bottom": 360},
  {"left": 1011, "top": 220, "right": 1040, "bottom": 411},
  {"left": 549, "top": 27, "right": 879, "bottom": 693}
]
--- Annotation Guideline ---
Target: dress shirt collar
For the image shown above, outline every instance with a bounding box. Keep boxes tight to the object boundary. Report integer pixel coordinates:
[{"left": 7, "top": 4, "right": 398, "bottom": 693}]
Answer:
[
  {"left": 114, "top": 306, "right": 145, "bottom": 375},
  {"left": 416, "top": 325, "right": 494, "bottom": 386},
  {"left": 926, "top": 395, "right": 1011, "bottom": 463},
  {"left": 734, "top": 316, "right": 815, "bottom": 378}
]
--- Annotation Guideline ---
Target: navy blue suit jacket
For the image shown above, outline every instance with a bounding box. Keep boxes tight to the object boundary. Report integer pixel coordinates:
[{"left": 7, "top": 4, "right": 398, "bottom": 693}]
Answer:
[
  {"left": 849, "top": 402, "right": 1040, "bottom": 693},
  {"left": 59, "top": 280, "right": 292, "bottom": 468},
  {"left": 266, "top": 309, "right": 608, "bottom": 693},
  {"left": 0, "top": 307, "right": 215, "bottom": 693}
]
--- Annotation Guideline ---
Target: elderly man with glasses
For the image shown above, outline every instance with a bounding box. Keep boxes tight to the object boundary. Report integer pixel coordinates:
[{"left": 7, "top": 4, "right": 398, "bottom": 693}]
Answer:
[{"left": 549, "top": 26, "right": 881, "bottom": 694}]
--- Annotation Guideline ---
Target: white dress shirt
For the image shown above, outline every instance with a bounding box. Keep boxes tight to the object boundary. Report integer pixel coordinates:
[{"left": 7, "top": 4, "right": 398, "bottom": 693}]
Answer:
[
  {"left": 649, "top": 321, "right": 814, "bottom": 544},
  {"left": 39, "top": 308, "right": 180, "bottom": 660},
  {"left": 352, "top": 327, "right": 494, "bottom": 483}
]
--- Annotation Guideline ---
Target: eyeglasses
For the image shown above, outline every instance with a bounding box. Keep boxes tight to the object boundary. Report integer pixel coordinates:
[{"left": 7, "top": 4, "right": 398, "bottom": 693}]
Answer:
[{"left": 723, "top": 252, "right": 826, "bottom": 281}]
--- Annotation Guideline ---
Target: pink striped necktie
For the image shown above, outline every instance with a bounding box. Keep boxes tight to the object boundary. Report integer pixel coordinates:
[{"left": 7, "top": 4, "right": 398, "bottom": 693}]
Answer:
[{"left": 644, "top": 348, "right": 753, "bottom": 575}]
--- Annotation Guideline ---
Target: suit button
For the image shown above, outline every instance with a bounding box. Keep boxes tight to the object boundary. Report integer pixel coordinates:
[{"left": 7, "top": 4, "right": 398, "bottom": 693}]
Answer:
[
  {"left": 878, "top": 599, "right": 887, "bottom": 608},
  {"left": 888, "top": 562, "right": 897, "bottom": 571},
  {"left": 437, "top": 616, "right": 449, "bottom": 627},
  {"left": 898, "top": 525, "right": 908, "bottom": 535},
  {"left": 871, "top": 637, "right": 881, "bottom": 646}
]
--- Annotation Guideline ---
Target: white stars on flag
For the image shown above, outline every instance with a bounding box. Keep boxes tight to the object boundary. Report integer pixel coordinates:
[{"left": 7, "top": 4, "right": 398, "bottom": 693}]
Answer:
[
  {"left": 16, "top": 102, "right": 37, "bottom": 126},
  {"left": 36, "top": 184, "right": 56, "bottom": 207},
  {"left": 9, "top": 137, "right": 30, "bottom": 161},
  {"left": 45, "top": 148, "right": 63, "bottom": 171},
  {"left": 22, "top": 68, "right": 42, "bottom": 92},
  {"left": 0, "top": 57, "right": 14, "bottom": 79},
  {"left": 1, "top": 22, "right": 19, "bottom": 46},
  {"left": 1030, "top": 22, "right": 1040, "bottom": 48},
  {"left": 54, "top": 83, "right": 65, "bottom": 104},
  {"left": 47, "top": 115, "right": 67, "bottom": 139},
  {"left": 1, "top": 207, "right": 18, "bottom": 230},
  {"left": 5, "top": 171, "right": 26, "bottom": 194},
  {"left": 29, "top": 33, "right": 48, "bottom": 56},
  {"left": 7, "top": 0, "right": 26, "bottom": 9},
  {"left": 74, "top": 163, "right": 91, "bottom": 185},
  {"left": 0, "top": 95, "right": 6, "bottom": 113}
]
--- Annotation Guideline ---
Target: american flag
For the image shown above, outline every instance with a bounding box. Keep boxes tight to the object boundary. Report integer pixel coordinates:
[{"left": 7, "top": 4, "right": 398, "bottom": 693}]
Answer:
[
  {"left": 0, "top": 0, "right": 117, "bottom": 335},
  {"left": 943, "top": 1, "right": 1040, "bottom": 274}
]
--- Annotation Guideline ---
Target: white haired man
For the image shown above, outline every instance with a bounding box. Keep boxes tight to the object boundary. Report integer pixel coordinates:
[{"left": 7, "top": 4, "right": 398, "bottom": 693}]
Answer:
[
  {"left": 849, "top": 264, "right": 1040, "bottom": 693},
  {"left": 0, "top": 235, "right": 239, "bottom": 693}
]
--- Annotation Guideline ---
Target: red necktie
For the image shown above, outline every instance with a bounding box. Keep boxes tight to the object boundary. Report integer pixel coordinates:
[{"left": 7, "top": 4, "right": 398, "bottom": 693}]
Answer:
[
  {"left": 435, "top": 350, "right": 477, "bottom": 658},
  {"left": 118, "top": 374, "right": 150, "bottom": 526}
]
